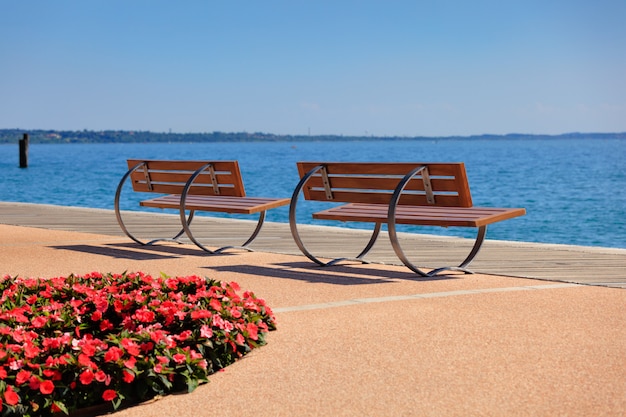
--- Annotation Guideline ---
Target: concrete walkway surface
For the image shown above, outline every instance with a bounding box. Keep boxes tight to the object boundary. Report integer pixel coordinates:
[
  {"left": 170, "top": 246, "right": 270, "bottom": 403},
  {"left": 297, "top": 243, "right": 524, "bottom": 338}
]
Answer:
[{"left": 1, "top": 223, "right": 625, "bottom": 416}]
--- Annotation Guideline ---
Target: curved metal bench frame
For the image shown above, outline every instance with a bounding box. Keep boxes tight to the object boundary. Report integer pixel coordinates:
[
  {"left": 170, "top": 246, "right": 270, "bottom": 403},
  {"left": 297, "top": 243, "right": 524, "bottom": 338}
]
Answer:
[
  {"left": 115, "top": 162, "right": 265, "bottom": 254},
  {"left": 387, "top": 165, "right": 487, "bottom": 277},
  {"left": 289, "top": 164, "right": 382, "bottom": 267},
  {"left": 289, "top": 164, "right": 488, "bottom": 276}
]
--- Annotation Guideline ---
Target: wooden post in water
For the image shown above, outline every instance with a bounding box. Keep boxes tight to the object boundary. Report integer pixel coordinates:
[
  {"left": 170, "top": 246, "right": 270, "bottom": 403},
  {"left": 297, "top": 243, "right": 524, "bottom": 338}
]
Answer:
[{"left": 19, "top": 133, "right": 29, "bottom": 168}]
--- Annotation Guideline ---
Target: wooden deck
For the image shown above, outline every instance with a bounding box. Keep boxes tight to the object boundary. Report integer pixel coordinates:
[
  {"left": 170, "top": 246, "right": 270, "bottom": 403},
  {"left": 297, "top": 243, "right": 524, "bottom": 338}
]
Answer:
[{"left": 1, "top": 202, "right": 625, "bottom": 288}]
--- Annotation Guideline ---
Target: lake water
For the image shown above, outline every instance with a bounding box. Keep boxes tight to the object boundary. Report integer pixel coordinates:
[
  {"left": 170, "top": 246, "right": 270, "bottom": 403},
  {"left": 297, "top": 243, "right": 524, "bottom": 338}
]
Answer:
[{"left": 1, "top": 138, "right": 625, "bottom": 249}]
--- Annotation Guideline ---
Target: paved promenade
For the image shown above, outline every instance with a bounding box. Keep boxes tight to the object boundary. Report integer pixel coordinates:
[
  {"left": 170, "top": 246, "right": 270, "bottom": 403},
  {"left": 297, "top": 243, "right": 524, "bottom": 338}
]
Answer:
[
  {"left": 1, "top": 202, "right": 625, "bottom": 287},
  {"left": 1, "top": 202, "right": 625, "bottom": 416}
]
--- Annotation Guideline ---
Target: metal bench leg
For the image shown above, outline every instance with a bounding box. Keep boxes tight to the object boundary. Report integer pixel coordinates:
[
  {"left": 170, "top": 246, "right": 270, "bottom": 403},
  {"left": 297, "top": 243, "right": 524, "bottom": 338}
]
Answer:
[
  {"left": 422, "top": 226, "right": 486, "bottom": 276},
  {"left": 178, "top": 164, "right": 263, "bottom": 254},
  {"left": 388, "top": 222, "right": 482, "bottom": 276},
  {"left": 221, "top": 210, "right": 266, "bottom": 252},
  {"left": 179, "top": 211, "right": 264, "bottom": 254},
  {"left": 145, "top": 210, "right": 194, "bottom": 246},
  {"left": 325, "top": 223, "right": 382, "bottom": 266},
  {"left": 115, "top": 162, "right": 187, "bottom": 246}
]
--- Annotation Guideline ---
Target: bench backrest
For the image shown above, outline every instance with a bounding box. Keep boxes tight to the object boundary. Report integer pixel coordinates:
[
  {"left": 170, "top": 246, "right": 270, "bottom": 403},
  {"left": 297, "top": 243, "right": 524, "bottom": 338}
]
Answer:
[
  {"left": 296, "top": 162, "right": 473, "bottom": 207},
  {"left": 126, "top": 160, "right": 246, "bottom": 197}
]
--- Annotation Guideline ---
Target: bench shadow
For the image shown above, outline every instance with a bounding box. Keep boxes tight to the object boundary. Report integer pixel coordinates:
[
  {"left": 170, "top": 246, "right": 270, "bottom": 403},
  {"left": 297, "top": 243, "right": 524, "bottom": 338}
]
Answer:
[
  {"left": 106, "top": 242, "right": 218, "bottom": 257},
  {"left": 50, "top": 244, "right": 177, "bottom": 260},
  {"left": 205, "top": 261, "right": 460, "bottom": 285},
  {"left": 50, "top": 242, "right": 244, "bottom": 260}
]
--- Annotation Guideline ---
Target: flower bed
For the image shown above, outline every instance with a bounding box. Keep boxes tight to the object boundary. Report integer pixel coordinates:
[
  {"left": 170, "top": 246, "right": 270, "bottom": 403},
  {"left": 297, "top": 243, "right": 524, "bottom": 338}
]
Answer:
[{"left": 0, "top": 272, "right": 276, "bottom": 416}]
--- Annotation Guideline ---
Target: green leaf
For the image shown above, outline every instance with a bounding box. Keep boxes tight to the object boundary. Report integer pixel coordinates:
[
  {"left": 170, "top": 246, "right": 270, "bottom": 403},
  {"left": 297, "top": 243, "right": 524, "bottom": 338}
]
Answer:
[{"left": 52, "top": 401, "right": 69, "bottom": 415}]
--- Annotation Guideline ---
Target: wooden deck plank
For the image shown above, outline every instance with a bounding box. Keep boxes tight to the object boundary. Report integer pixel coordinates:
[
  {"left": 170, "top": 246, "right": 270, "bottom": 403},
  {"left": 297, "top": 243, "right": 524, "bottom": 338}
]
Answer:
[{"left": 1, "top": 202, "right": 625, "bottom": 288}]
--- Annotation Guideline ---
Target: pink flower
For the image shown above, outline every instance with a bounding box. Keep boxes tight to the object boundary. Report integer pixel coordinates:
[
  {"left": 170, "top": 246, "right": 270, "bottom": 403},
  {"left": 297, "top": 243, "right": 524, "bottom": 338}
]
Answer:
[{"left": 200, "top": 325, "right": 213, "bottom": 338}]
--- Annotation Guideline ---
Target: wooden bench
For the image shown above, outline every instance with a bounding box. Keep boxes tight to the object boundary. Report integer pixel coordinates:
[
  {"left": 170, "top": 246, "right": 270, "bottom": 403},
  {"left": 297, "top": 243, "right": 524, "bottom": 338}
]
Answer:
[
  {"left": 289, "top": 162, "right": 526, "bottom": 276},
  {"left": 114, "top": 160, "right": 290, "bottom": 253}
]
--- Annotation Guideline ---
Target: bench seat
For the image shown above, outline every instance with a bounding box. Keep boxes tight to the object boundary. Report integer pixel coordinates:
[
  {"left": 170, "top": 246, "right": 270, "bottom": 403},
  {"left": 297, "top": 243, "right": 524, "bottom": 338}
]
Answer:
[{"left": 313, "top": 203, "right": 526, "bottom": 228}]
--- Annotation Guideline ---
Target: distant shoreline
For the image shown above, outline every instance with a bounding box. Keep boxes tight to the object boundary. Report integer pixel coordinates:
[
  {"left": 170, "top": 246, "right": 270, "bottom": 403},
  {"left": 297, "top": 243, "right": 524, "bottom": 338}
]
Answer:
[{"left": 1, "top": 129, "right": 625, "bottom": 144}]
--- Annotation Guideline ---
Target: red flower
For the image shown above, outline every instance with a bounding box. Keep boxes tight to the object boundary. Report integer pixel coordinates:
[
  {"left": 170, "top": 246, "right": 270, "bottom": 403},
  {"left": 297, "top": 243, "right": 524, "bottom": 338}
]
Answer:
[
  {"left": 31, "top": 316, "right": 48, "bottom": 328},
  {"left": 134, "top": 309, "right": 155, "bottom": 323},
  {"left": 246, "top": 323, "right": 259, "bottom": 341},
  {"left": 29, "top": 376, "right": 41, "bottom": 390},
  {"left": 78, "top": 353, "right": 95, "bottom": 369},
  {"left": 124, "top": 356, "right": 136, "bottom": 369},
  {"left": 16, "top": 369, "right": 31, "bottom": 385},
  {"left": 43, "top": 369, "right": 62, "bottom": 381},
  {"left": 100, "top": 319, "right": 114, "bottom": 331},
  {"left": 122, "top": 370, "right": 135, "bottom": 383},
  {"left": 173, "top": 353, "right": 186, "bottom": 364},
  {"left": 3, "top": 386, "right": 19, "bottom": 406},
  {"left": 121, "top": 338, "right": 141, "bottom": 356},
  {"left": 95, "top": 370, "right": 108, "bottom": 383},
  {"left": 191, "top": 309, "right": 212, "bottom": 320},
  {"left": 102, "top": 390, "right": 117, "bottom": 401},
  {"left": 79, "top": 369, "right": 94, "bottom": 385},
  {"left": 40, "top": 380, "right": 55, "bottom": 395},
  {"left": 209, "top": 298, "right": 222, "bottom": 311},
  {"left": 104, "top": 346, "right": 123, "bottom": 362}
]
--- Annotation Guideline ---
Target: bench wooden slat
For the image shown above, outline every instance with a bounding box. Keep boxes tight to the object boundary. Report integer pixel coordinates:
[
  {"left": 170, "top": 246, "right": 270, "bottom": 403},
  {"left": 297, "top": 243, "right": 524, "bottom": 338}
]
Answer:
[
  {"left": 305, "top": 190, "right": 464, "bottom": 207},
  {"left": 312, "top": 203, "right": 526, "bottom": 227},
  {"left": 140, "top": 195, "right": 290, "bottom": 215},
  {"left": 127, "top": 159, "right": 241, "bottom": 172},
  {"left": 297, "top": 161, "right": 469, "bottom": 177},
  {"left": 130, "top": 171, "right": 240, "bottom": 186},
  {"left": 130, "top": 182, "right": 242, "bottom": 197},
  {"left": 303, "top": 176, "right": 463, "bottom": 193}
]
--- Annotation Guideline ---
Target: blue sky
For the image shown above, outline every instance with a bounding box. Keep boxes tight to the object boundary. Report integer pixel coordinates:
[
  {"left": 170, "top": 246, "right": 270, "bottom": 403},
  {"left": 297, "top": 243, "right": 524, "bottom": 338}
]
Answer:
[{"left": 1, "top": 0, "right": 624, "bottom": 136}]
